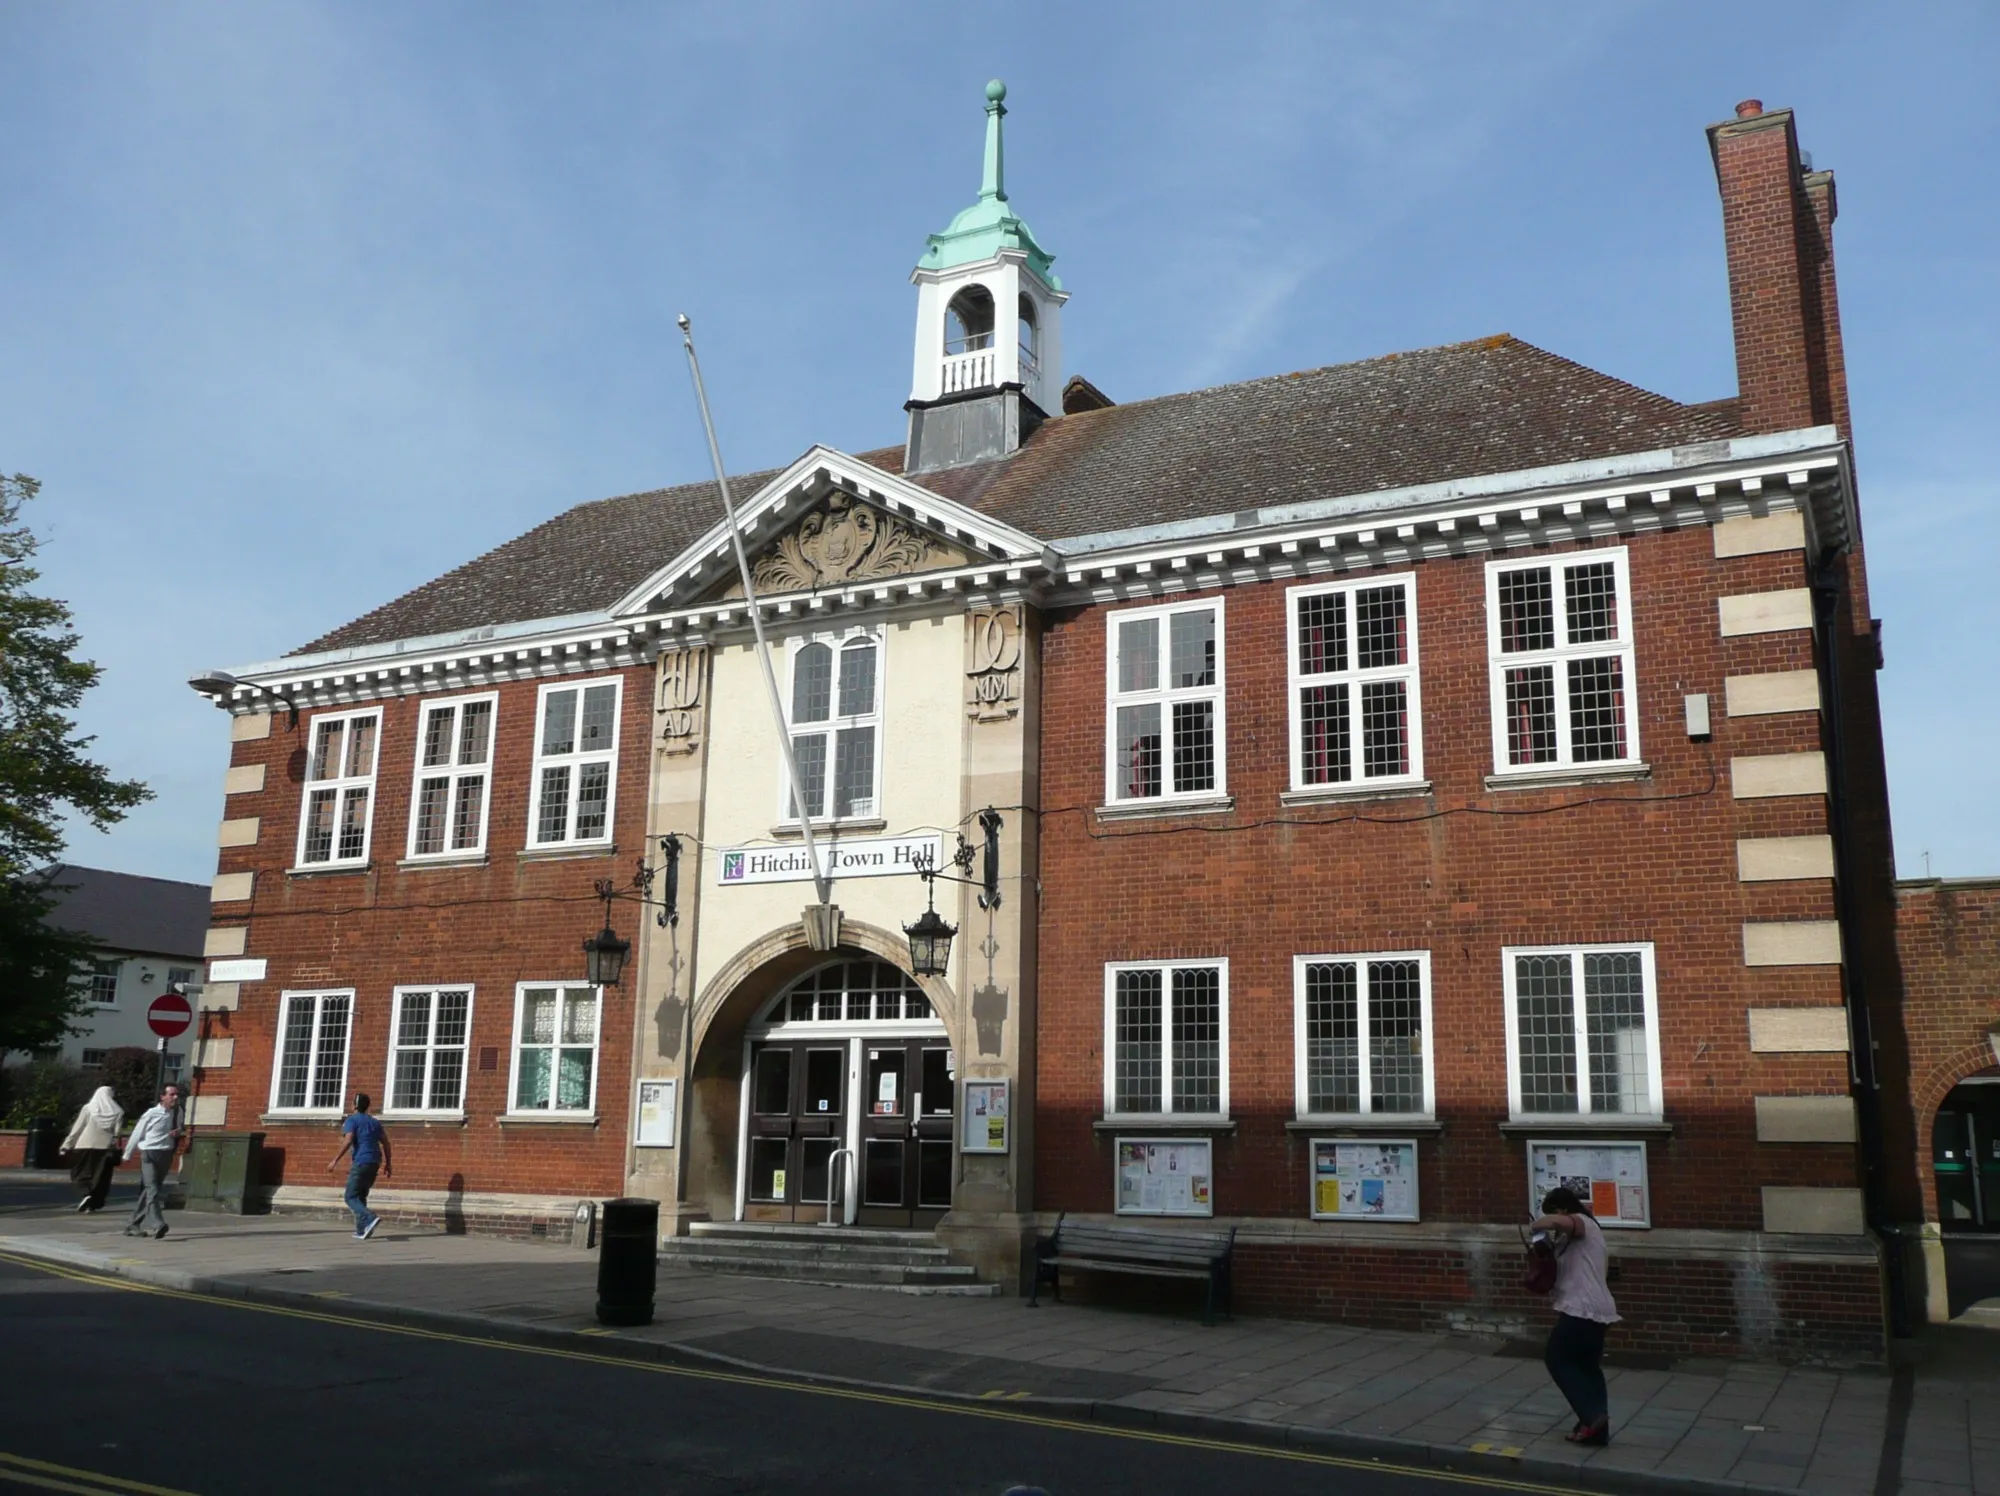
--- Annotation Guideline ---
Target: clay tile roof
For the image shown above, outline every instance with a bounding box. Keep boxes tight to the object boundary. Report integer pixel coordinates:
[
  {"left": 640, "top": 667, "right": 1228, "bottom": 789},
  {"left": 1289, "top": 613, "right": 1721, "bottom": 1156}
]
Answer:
[{"left": 296, "top": 335, "right": 1736, "bottom": 654}]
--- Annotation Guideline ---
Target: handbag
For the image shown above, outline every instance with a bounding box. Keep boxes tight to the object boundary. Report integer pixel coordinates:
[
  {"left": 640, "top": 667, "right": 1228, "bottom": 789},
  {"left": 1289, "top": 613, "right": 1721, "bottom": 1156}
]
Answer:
[{"left": 1519, "top": 1225, "right": 1564, "bottom": 1295}]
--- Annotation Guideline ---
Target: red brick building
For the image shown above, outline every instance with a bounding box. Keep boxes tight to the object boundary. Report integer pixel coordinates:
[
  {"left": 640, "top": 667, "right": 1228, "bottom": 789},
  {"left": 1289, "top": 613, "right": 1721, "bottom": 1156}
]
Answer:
[{"left": 185, "top": 92, "right": 1916, "bottom": 1356}]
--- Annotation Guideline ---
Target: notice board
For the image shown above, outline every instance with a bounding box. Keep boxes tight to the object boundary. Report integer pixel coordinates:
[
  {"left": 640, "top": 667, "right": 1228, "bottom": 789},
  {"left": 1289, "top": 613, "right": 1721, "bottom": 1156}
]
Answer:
[
  {"left": 1526, "top": 1139, "right": 1650, "bottom": 1228},
  {"left": 1310, "top": 1138, "right": 1420, "bottom": 1221},
  {"left": 1115, "top": 1137, "right": 1213, "bottom": 1217}
]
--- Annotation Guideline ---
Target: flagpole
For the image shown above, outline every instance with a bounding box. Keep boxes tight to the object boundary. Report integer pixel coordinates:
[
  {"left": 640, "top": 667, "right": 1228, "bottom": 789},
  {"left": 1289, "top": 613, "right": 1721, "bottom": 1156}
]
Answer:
[{"left": 677, "top": 315, "right": 832, "bottom": 909}]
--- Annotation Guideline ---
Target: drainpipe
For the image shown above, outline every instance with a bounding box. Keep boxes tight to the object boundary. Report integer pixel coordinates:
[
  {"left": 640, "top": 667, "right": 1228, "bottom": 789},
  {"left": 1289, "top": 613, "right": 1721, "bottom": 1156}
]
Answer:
[{"left": 1811, "top": 545, "right": 1909, "bottom": 1337}]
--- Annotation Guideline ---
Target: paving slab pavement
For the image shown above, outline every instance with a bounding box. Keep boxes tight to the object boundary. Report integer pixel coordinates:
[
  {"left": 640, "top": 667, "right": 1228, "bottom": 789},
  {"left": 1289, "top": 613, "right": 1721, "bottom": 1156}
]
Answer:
[{"left": 0, "top": 1181, "right": 1994, "bottom": 1496}]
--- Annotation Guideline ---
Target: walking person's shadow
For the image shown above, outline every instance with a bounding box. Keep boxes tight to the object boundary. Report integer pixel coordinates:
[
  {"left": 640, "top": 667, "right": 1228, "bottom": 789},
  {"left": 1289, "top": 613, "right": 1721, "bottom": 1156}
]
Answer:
[{"left": 445, "top": 1173, "right": 466, "bottom": 1236}]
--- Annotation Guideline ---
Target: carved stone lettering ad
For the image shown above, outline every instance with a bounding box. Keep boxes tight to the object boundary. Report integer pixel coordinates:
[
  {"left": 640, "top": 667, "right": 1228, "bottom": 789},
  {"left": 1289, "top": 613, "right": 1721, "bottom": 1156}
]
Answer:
[
  {"left": 966, "top": 604, "right": 1024, "bottom": 721},
  {"left": 657, "top": 645, "right": 708, "bottom": 754},
  {"left": 751, "top": 492, "right": 949, "bottom": 592}
]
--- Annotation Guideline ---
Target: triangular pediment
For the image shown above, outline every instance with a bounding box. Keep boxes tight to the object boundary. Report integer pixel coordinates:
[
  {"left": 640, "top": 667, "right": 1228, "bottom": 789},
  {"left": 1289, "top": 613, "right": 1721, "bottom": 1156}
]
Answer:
[
  {"left": 705, "top": 491, "right": 975, "bottom": 602},
  {"left": 609, "top": 445, "right": 1049, "bottom": 618}
]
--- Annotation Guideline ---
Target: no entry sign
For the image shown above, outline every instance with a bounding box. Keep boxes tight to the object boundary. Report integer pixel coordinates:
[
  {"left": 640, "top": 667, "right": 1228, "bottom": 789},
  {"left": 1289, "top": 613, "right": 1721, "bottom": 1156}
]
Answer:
[{"left": 147, "top": 992, "right": 193, "bottom": 1040}]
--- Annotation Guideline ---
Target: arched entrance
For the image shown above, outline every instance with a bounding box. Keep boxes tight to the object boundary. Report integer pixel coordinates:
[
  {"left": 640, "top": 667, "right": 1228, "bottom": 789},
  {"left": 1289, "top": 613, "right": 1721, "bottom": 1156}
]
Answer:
[
  {"left": 1934, "top": 1075, "right": 2000, "bottom": 1233},
  {"left": 1933, "top": 1072, "right": 2000, "bottom": 1320},
  {"left": 738, "top": 957, "right": 955, "bottom": 1227}
]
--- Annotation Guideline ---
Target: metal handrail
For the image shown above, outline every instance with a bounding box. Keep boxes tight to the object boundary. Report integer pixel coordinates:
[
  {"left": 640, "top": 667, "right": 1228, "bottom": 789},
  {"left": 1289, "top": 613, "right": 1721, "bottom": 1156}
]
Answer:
[{"left": 824, "top": 1147, "right": 854, "bottom": 1227}]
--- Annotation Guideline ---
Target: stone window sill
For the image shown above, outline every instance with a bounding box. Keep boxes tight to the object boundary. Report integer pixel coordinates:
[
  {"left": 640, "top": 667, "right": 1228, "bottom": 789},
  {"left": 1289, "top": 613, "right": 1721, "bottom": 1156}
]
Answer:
[
  {"left": 1093, "top": 1116, "right": 1237, "bottom": 1135},
  {"left": 1286, "top": 1117, "right": 1444, "bottom": 1136},
  {"left": 285, "top": 863, "right": 370, "bottom": 880},
  {"left": 1094, "top": 795, "right": 1235, "bottom": 824},
  {"left": 1279, "top": 782, "right": 1433, "bottom": 809},
  {"left": 517, "top": 845, "right": 616, "bottom": 864},
  {"left": 377, "top": 1112, "right": 469, "bottom": 1127},
  {"left": 1498, "top": 1118, "right": 1673, "bottom": 1138},
  {"left": 769, "top": 818, "right": 888, "bottom": 840},
  {"left": 497, "top": 1112, "right": 599, "bottom": 1127},
  {"left": 396, "top": 854, "right": 489, "bottom": 872},
  {"left": 257, "top": 1111, "right": 341, "bottom": 1125},
  {"left": 1484, "top": 763, "right": 1652, "bottom": 793}
]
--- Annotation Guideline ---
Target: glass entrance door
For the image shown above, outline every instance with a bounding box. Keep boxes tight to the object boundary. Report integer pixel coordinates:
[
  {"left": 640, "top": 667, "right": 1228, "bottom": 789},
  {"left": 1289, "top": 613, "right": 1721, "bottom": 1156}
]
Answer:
[
  {"left": 858, "top": 1042, "right": 955, "bottom": 1227},
  {"left": 745, "top": 1041, "right": 847, "bottom": 1223},
  {"left": 1935, "top": 1082, "right": 2000, "bottom": 1233}
]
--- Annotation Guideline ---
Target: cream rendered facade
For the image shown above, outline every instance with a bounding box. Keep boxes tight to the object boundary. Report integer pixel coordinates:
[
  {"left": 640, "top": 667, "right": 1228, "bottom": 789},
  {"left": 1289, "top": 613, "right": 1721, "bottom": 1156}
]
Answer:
[{"left": 618, "top": 466, "right": 1043, "bottom": 1287}]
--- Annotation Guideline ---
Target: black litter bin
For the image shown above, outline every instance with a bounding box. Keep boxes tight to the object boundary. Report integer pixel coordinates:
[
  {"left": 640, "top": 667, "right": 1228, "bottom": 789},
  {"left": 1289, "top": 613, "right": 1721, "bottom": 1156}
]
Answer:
[
  {"left": 24, "top": 1117, "right": 60, "bottom": 1170},
  {"left": 596, "top": 1197, "right": 659, "bottom": 1326}
]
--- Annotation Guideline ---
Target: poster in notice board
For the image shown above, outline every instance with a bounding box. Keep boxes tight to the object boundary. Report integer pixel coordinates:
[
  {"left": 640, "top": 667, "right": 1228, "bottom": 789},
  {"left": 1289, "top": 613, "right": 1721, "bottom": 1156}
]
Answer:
[
  {"left": 1526, "top": 1139, "right": 1650, "bottom": 1228},
  {"left": 1115, "top": 1137, "right": 1214, "bottom": 1217},
  {"left": 634, "top": 1078, "right": 676, "bottom": 1148},
  {"left": 961, "top": 1079, "right": 1010, "bottom": 1153},
  {"left": 1310, "top": 1139, "right": 1420, "bottom": 1221}
]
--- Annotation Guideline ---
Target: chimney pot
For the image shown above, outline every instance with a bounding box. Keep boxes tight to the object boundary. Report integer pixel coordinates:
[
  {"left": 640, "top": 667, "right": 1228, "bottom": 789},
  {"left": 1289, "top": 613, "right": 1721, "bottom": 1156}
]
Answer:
[{"left": 1735, "top": 99, "right": 1764, "bottom": 119}]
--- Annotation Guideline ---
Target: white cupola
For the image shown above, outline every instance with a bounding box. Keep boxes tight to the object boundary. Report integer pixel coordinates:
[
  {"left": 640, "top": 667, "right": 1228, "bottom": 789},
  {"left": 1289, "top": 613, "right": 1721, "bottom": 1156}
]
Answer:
[{"left": 905, "top": 80, "right": 1068, "bottom": 473}]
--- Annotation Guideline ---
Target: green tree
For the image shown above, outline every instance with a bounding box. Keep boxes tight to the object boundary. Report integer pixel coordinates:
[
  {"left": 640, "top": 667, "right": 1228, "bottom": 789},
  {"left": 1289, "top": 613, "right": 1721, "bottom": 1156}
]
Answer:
[{"left": 0, "top": 474, "right": 151, "bottom": 1055}]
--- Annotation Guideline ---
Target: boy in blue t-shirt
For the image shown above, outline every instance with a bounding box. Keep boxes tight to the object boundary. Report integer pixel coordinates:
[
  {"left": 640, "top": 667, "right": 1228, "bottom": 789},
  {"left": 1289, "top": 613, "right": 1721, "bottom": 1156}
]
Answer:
[{"left": 327, "top": 1093, "right": 393, "bottom": 1240}]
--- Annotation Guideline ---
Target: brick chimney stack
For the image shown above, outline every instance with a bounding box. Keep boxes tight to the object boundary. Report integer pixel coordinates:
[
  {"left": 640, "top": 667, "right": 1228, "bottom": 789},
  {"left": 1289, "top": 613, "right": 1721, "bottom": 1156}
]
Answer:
[{"left": 1707, "top": 101, "right": 1851, "bottom": 439}]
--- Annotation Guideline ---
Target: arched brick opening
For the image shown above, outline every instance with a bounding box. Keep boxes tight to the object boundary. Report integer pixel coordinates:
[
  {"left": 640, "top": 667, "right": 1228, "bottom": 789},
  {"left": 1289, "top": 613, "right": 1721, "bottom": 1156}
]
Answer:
[{"left": 680, "top": 920, "right": 962, "bottom": 1223}]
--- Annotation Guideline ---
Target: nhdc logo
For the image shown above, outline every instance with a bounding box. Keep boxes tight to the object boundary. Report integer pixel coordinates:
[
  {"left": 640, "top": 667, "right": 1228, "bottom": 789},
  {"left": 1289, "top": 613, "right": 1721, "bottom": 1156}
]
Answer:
[{"left": 722, "top": 852, "right": 746, "bottom": 883}]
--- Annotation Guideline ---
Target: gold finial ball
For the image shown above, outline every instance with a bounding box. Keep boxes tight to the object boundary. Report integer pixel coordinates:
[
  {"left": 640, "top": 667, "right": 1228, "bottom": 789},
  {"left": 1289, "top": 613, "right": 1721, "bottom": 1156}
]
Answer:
[{"left": 986, "top": 79, "right": 1006, "bottom": 104}]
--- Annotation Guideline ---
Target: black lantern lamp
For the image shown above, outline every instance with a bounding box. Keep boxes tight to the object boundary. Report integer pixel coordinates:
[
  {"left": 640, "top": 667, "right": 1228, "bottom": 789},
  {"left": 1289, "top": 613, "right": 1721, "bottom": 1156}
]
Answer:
[
  {"left": 583, "top": 917, "right": 631, "bottom": 987},
  {"left": 903, "top": 889, "right": 957, "bottom": 978},
  {"left": 902, "top": 811, "right": 1002, "bottom": 977},
  {"left": 579, "top": 838, "right": 684, "bottom": 987}
]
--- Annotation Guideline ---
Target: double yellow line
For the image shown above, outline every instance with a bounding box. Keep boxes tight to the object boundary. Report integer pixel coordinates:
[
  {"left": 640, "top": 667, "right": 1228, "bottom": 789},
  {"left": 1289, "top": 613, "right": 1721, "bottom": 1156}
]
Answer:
[
  {"left": 0, "top": 1450, "right": 196, "bottom": 1496},
  {"left": 0, "top": 1249, "right": 1550, "bottom": 1494}
]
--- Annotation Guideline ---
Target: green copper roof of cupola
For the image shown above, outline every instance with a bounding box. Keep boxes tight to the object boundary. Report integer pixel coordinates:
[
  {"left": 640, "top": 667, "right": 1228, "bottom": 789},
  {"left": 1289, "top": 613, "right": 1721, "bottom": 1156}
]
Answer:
[{"left": 917, "top": 80, "right": 1061, "bottom": 289}]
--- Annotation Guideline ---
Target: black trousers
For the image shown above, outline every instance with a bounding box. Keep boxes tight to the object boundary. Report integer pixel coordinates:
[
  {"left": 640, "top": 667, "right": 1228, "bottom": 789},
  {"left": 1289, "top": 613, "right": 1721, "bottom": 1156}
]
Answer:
[
  {"left": 1544, "top": 1313, "right": 1609, "bottom": 1426},
  {"left": 68, "top": 1149, "right": 115, "bottom": 1209}
]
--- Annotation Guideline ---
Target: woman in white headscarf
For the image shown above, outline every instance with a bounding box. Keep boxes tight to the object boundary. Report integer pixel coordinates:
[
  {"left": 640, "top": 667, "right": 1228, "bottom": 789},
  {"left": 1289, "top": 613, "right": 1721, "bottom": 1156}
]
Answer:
[{"left": 60, "top": 1086, "right": 125, "bottom": 1213}]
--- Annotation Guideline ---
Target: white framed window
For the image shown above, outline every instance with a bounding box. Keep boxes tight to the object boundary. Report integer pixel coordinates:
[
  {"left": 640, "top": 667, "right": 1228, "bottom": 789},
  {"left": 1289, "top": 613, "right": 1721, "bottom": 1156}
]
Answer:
[
  {"left": 86, "top": 958, "right": 121, "bottom": 1006},
  {"left": 1292, "top": 952, "right": 1433, "bottom": 1118},
  {"left": 269, "top": 989, "right": 354, "bottom": 1114},
  {"left": 407, "top": 694, "right": 496, "bottom": 859},
  {"left": 81, "top": 1048, "right": 109, "bottom": 1068},
  {"left": 1502, "top": 944, "right": 1662, "bottom": 1120},
  {"left": 1102, "top": 960, "right": 1229, "bottom": 1119},
  {"left": 508, "top": 983, "right": 601, "bottom": 1115},
  {"left": 783, "top": 630, "right": 882, "bottom": 822},
  {"left": 1487, "top": 549, "right": 1639, "bottom": 774},
  {"left": 1288, "top": 575, "right": 1423, "bottom": 791},
  {"left": 386, "top": 985, "right": 473, "bottom": 1114},
  {"left": 529, "top": 679, "right": 621, "bottom": 848},
  {"left": 1105, "top": 599, "right": 1225, "bottom": 804},
  {"left": 296, "top": 709, "right": 381, "bottom": 868}
]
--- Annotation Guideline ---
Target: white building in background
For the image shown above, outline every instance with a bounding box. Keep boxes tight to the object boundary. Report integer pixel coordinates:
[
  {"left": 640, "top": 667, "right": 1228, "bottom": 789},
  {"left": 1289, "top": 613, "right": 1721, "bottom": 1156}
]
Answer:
[{"left": 39, "top": 865, "right": 209, "bottom": 1079}]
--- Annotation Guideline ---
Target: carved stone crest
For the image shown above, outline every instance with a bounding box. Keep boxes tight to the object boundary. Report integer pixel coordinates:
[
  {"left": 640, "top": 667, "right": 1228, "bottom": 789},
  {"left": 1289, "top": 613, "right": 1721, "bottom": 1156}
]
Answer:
[
  {"left": 751, "top": 492, "right": 946, "bottom": 593},
  {"left": 657, "top": 645, "right": 708, "bottom": 754},
  {"left": 966, "top": 604, "right": 1024, "bottom": 721}
]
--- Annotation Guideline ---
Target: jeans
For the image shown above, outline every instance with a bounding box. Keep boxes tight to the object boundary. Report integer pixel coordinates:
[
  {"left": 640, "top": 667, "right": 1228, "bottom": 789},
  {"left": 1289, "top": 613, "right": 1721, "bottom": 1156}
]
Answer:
[
  {"left": 345, "top": 1161, "right": 381, "bottom": 1233},
  {"left": 126, "top": 1150, "right": 172, "bottom": 1236},
  {"left": 1545, "top": 1313, "right": 1610, "bottom": 1426}
]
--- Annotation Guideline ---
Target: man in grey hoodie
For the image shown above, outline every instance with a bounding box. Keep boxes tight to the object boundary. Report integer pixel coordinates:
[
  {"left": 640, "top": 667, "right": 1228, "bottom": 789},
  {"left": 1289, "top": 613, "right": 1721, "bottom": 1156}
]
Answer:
[{"left": 122, "top": 1084, "right": 183, "bottom": 1240}]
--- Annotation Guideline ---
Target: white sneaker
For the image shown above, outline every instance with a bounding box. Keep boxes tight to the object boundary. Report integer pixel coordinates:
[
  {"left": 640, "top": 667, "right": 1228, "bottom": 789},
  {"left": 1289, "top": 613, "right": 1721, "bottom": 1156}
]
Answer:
[{"left": 361, "top": 1216, "right": 382, "bottom": 1240}]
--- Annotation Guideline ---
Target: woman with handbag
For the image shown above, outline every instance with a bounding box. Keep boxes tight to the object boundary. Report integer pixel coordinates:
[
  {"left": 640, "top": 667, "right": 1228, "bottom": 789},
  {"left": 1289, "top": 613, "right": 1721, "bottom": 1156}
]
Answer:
[
  {"left": 59, "top": 1086, "right": 125, "bottom": 1213},
  {"left": 1528, "top": 1187, "right": 1619, "bottom": 1446}
]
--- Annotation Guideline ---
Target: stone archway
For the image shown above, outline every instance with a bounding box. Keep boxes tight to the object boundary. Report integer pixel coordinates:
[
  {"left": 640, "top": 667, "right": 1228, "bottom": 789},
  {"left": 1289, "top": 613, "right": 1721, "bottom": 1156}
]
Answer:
[{"left": 679, "top": 920, "right": 963, "bottom": 1225}]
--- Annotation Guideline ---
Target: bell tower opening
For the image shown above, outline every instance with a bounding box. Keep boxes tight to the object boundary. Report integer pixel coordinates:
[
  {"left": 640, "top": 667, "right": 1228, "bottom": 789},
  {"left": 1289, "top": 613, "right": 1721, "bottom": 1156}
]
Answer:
[{"left": 906, "top": 79, "right": 1068, "bottom": 474}]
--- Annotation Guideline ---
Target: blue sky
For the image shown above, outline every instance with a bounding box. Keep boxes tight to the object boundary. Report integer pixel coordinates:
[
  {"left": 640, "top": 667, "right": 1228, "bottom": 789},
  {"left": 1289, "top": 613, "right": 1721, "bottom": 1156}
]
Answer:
[{"left": 3, "top": 2, "right": 1995, "bottom": 884}]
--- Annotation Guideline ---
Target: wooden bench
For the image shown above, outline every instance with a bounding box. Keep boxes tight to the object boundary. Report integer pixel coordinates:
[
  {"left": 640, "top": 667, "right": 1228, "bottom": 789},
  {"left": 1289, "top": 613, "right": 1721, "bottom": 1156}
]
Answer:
[{"left": 1028, "top": 1214, "right": 1237, "bottom": 1324}]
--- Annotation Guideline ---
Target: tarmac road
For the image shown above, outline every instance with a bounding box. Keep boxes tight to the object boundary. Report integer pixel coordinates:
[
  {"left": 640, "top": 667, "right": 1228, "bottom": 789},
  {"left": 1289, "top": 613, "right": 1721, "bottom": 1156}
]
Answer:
[{"left": 0, "top": 1252, "right": 1542, "bottom": 1496}]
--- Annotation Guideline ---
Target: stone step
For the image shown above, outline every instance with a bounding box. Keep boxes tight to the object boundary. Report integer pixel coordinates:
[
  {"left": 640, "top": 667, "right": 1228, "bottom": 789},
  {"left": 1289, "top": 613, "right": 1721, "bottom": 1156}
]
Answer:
[
  {"left": 663, "top": 1250, "right": 982, "bottom": 1288},
  {"left": 689, "top": 1221, "right": 938, "bottom": 1248},
  {"left": 661, "top": 1236, "right": 952, "bottom": 1268}
]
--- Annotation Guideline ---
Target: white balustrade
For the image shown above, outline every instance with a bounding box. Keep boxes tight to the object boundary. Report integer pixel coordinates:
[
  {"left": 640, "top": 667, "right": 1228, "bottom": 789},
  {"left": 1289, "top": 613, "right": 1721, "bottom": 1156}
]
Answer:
[{"left": 941, "top": 348, "right": 995, "bottom": 394}]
